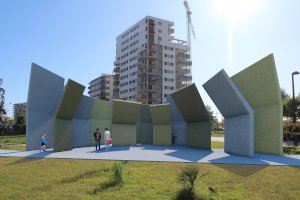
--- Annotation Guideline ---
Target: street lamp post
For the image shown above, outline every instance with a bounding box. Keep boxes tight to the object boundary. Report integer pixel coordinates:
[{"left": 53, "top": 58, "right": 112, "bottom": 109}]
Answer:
[{"left": 292, "top": 71, "right": 299, "bottom": 123}]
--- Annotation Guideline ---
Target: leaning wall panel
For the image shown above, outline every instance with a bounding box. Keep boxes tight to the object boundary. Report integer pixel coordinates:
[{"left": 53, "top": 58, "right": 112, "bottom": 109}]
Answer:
[
  {"left": 26, "top": 110, "right": 55, "bottom": 151},
  {"left": 203, "top": 69, "right": 254, "bottom": 157}
]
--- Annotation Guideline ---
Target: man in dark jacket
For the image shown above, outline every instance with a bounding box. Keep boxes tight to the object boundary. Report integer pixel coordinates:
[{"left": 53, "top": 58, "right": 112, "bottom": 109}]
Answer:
[{"left": 94, "top": 128, "right": 101, "bottom": 150}]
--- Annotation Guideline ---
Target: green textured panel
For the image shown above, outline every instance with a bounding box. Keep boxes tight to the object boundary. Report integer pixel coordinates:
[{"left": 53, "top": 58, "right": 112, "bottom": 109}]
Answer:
[
  {"left": 231, "top": 54, "right": 283, "bottom": 155},
  {"left": 91, "top": 99, "right": 113, "bottom": 120},
  {"left": 56, "top": 79, "right": 85, "bottom": 119},
  {"left": 90, "top": 119, "right": 112, "bottom": 145},
  {"left": 112, "top": 100, "right": 141, "bottom": 124},
  {"left": 171, "top": 83, "right": 209, "bottom": 122},
  {"left": 111, "top": 124, "right": 136, "bottom": 146},
  {"left": 187, "top": 122, "right": 211, "bottom": 149},
  {"left": 153, "top": 124, "right": 171, "bottom": 146},
  {"left": 252, "top": 104, "right": 283, "bottom": 155},
  {"left": 54, "top": 118, "right": 72, "bottom": 152},
  {"left": 149, "top": 104, "right": 171, "bottom": 124}
]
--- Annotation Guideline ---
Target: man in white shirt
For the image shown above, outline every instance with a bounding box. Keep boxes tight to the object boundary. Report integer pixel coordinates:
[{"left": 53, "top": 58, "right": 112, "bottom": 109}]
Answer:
[{"left": 104, "top": 128, "right": 111, "bottom": 151}]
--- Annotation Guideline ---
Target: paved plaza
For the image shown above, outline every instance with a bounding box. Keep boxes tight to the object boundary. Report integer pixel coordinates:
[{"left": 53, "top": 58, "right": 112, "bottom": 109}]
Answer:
[{"left": 1, "top": 145, "right": 299, "bottom": 166}]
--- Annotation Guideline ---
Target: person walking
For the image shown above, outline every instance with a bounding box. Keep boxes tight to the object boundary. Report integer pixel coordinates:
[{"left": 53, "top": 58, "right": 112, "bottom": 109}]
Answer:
[
  {"left": 104, "top": 128, "right": 111, "bottom": 151},
  {"left": 40, "top": 133, "right": 47, "bottom": 152},
  {"left": 94, "top": 128, "right": 101, "bottom": 151}
]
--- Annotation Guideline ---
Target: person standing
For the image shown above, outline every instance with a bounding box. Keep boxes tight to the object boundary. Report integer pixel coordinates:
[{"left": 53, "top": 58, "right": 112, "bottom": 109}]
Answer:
[
  {"left": 104, "top": 128, "right": 111, "bottom": 151},
  {"left": 40, "top": 133, "right": 47, "bottom": 152},
  {"left": 94, "top": 128, "right": 101, "bottom": 150}
]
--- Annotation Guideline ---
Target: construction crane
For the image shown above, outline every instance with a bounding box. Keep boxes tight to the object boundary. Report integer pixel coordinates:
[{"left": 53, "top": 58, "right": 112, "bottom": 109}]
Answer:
[{"left": 183, "top": 0, "right": 196, "bottom": 60}]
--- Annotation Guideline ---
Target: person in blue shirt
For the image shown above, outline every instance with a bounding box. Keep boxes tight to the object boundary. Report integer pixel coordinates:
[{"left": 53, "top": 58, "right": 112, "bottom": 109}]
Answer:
[{"left": 40, "top": 133, "right": 47, "bottom": 152}]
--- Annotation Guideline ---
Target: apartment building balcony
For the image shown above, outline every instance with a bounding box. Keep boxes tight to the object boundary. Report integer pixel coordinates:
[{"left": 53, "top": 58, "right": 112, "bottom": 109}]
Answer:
[
  {"left": 148, "top": 19, "right": 155, "bottom": 26},
  {"left": 168, "top": 28, "right": 174, "bottom": 35},
  {"left": 176, "top": 74, "right": 192, "bottom": 81},
  {"left": 177, "top": 60, "right": 192, "bottom": 66},
  {"left": 177, "top": 52, "right": 190, "bottom": 60},
  {"left": 114, "top": 60, "right": 120, "bottom": 66},
  {"left": 148, "top": 27, "right": 155, "bottom": 34}
]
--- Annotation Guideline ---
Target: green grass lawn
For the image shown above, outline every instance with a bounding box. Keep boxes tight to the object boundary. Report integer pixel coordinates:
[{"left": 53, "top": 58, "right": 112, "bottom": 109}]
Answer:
[
  {"left": 211, "top": 131, "right": 224, "bottom": 137},
  {"left": 0, "top": 135, "right": 26, "bottom": 151},
  {"left": 0, "top": 157, "right": 299, "bottom": 200}
]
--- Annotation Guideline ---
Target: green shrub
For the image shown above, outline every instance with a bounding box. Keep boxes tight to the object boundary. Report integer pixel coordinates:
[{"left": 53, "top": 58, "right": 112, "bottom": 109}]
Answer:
[{"left": 111, "top": 162, "right": 124, "bottom": 186}]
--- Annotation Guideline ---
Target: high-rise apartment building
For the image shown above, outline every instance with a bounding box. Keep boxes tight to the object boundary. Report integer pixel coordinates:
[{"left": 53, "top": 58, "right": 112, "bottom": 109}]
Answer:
[
  {"left": 13, "top": 102, "right": 27, "bottom": 123},
  {"left": 88, "top": 73, "right": 114, "bottom": 101},
  {"left": 113, "top": 16, "right": 192, "bottom": 104}
]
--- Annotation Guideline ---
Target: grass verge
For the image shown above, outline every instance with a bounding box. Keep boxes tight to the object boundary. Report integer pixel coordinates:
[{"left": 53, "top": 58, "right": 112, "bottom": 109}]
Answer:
[{"left": 0, "top": 157, "right": 299, "bottom": 200}]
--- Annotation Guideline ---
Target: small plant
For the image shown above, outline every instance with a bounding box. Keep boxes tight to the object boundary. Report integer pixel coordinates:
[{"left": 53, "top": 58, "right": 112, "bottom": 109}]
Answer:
[
  {"left": 179, "top": 165, "right": 199, "bottom": 191},
  {"left": 175, "top": 165, "right": 207, "bottom": 200}
]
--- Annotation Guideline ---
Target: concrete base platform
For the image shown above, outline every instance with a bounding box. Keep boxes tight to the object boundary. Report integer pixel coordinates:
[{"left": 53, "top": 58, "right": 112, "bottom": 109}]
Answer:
[{"left": 1, "top": 145, "right": 299, "bottom": 166}]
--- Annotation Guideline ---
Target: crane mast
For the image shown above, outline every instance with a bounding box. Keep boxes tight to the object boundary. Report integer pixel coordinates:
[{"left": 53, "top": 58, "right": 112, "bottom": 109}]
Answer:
[{"left": 183, "top": 0, "right": 196, "bottom": 61}]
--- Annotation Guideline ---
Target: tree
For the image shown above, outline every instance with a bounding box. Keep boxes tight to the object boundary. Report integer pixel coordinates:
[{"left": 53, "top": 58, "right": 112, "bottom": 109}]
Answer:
[
  {"left": 0, "top": 78, "right": 6, "bottom": 121},
  {"left": 206, "top": 105, "right": 219, "bottom": 131},
  {"left": 281, "top": 88, "right": 300, "bottom": 120},
  {"left": 17, "top": 116, "right": 26, "bottom": 126}
]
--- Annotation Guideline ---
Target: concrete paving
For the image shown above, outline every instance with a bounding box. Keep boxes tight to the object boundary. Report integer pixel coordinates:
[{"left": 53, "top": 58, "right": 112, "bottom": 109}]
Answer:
[
  {"left": 211, "top": 137, "right": 224, "bottom": 142},
  {"left": 1, "top": 145, "right": 299, "bottom": 166}
]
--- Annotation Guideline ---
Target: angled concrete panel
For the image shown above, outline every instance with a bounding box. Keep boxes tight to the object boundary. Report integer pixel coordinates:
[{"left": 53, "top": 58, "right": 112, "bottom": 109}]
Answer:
[
  {"left": 112, "top": 100, "right": 141, "bottom": 124},
  {"left": 231, "top": 54, "right": 283, "bottom": 155},
  {"left": 111, "top": 124, "right": 137, "bottom": 146},
  {"left": 136, "top": 105, "right": 153, "bottom": 144},
  {"left": 56, "top": 80, "right": 85, "bottom": 120},
  {"left": 203, "top": 70, "right": 254, "bottom": 157},
  {"left": 187, "top": 121, "right": 211, "bottom": 149},
  {"left": 72, "top": 119, "right": 90, "bottom": 148},
  {"left": 72, "top": 96, "right": 93, "bottom": 148},
  {"left": 26, "top": 63, "right": 64, "bottom": 151},
  {"left": 152, "top": 125, "right": 172, "bottom": 146},
  {"left": 150, "top": 104, "right": 171, "bottom": 146},
  {"left": 90, "top": 99, "right": 113, "bottom": 145},
  {"left": 74, "top": 96, "right": 94, "bottom": 120},
  {"left": 54, "top": 118, "right": 72, "bottom": 152},
  {"left": 170, "top": 84, "right": 211, "bottom": 149},
  {"left": 26, "top": 111, "right": 55, "bottom": 150},
  {"left": 54, "top": 79, "right": 85, "bottom": 152},
  {"left": 168, "top": 96, "right": 187, "bottom": 145},
  {"left": 111, "top": 100, "right": 141, "bottom": 146}
]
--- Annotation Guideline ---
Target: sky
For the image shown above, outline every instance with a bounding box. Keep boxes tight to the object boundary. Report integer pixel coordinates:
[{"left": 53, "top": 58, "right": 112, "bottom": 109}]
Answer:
[{"left": 1, "top": 0, "right": 300, "bottom": 117}]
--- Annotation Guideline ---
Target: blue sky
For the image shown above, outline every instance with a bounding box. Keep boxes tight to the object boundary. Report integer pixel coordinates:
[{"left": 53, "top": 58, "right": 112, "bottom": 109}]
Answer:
[{"left": 1, "top": 0, "right": 300, "bottom": 117}]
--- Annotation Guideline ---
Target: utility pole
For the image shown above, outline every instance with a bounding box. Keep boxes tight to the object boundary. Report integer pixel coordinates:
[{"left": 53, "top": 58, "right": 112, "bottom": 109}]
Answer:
[{"left": 292, "top": 71, "right": 299, "bottom": 123}]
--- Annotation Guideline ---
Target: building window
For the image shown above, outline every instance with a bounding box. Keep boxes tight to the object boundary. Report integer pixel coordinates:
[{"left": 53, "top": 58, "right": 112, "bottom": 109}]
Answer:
[{"left": 164, "top": 86, "right": 174, "bottom": 90}]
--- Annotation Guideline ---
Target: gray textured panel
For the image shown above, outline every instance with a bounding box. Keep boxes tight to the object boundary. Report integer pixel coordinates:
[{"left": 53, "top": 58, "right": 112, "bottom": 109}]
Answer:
[
  {"left": 26, "top": 110, "right": 55, "bottom": 151},
  {"left": 72, "top": 119, "right": 90, "bottom": 148},
  {"left": 73, "top": 96, "right": 94, "bottom": 120},
  {"left": 203, "top": 70, "right": 252, "bottom": 118},
  {"left": 203, "top": 69, "right": 254, "bottom": 157},
  {"left": 136, "top": 105, "right": 153, "bottom": 144},
  {"left": 137, "top": 123, "right": 153, "bottom": 144},
  {"left": 26, "top": 63, "right": 64, "bottom": 150},
  {"left": 168, "top": 96, "right": 187, "bottom": 145},
  {"left": 172, "top": 121, "right": 187, "bottom": 145},
  {"left": 224, "top": 114, "right": 254, "bottom": 157},
  {"left": 27, "top": 63, "right": 64, "bottom": 113}
]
